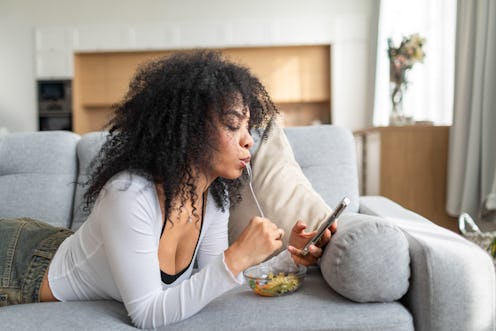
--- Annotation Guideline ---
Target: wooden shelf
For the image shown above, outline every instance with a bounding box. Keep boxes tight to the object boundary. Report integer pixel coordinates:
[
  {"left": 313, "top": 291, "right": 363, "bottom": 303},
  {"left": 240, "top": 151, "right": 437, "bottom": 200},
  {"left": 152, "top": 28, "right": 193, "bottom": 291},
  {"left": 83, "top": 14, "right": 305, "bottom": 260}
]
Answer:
[
  {"left": 277, "top": 101, "right": 330, "bottom": 127},
  {"left": 73, "top": 46, "right": 331, "bottom": 134}
]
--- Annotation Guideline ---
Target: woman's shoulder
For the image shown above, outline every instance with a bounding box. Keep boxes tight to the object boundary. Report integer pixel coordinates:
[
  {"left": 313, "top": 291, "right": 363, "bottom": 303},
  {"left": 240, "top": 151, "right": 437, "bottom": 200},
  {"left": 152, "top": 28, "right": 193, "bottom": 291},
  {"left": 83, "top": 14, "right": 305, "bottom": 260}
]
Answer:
[{"left": 103, "top": 171, "right": 156, "bottom": 196}]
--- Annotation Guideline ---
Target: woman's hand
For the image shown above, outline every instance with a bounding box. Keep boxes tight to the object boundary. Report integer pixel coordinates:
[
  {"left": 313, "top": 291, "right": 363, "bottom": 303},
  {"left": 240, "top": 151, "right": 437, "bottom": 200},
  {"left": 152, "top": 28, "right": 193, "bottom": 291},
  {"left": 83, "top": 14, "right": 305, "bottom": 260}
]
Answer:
[
  {"left": 287, "top": 220, "right": 337, "bottom": 266},
  {"left": 224, "top": 217, "right": 284, "bottom": 276}
]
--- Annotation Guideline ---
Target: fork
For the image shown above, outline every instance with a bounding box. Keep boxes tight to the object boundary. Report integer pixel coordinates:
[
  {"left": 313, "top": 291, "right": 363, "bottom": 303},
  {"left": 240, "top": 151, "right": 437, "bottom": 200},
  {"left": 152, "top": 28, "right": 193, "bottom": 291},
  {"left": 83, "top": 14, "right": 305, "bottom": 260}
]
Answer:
[{"left": 245, "top": 163, "right": 265, "bottom": 218}]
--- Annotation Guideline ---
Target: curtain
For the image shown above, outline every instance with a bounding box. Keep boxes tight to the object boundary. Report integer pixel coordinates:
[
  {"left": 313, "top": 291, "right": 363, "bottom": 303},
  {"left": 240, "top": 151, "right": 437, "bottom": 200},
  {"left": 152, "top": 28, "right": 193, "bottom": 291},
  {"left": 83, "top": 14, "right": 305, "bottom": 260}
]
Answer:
[
  {"left": 446, "top": 0, "right": 496, "bottom": 228},
  {"left": 373, "top": 0, "right": 456, "bottom": 126},
  {"left": 481, "top": 175, "right": 496, "bottom": 223}
]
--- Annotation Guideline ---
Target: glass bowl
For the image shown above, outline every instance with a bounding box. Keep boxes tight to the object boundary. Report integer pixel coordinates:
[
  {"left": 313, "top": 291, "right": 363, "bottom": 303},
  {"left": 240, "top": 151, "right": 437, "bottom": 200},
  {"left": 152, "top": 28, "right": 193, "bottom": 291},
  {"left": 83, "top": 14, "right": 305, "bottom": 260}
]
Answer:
[{"left": 243, "top": 264, "right": 307, "bottom": 297}]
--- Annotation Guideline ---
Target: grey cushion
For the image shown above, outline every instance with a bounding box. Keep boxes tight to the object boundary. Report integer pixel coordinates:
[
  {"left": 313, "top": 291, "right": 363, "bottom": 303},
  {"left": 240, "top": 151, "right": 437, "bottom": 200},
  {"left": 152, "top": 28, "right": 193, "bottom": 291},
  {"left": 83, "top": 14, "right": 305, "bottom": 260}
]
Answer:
[
  {"left": 0, "top": 301, "right": 134, "bottom": 331},
  {"left": 229, "top": 124, "right": 333, "bottom": 247},
  {"left": 0, "top": 131, "right": 80, "bottom": 228},
  {"left": 71, "top": 131, "right": 107, "bottom": 230},
  {"left": 0, "top": 267, "right": 414, "bottom": 331},
  {"left": 284, "top": 125, "right": 360, "bottom": 214},
  {"left": 320, "top": 213, "right": 410, "bottom": 302}
]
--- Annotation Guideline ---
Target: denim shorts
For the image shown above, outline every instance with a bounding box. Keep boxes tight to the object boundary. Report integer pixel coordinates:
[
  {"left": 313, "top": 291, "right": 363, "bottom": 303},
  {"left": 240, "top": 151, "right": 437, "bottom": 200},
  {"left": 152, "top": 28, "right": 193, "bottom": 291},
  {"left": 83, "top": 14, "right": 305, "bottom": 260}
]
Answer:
[{"left": 0, "top": 218, "right": 73, "bottom": 307}]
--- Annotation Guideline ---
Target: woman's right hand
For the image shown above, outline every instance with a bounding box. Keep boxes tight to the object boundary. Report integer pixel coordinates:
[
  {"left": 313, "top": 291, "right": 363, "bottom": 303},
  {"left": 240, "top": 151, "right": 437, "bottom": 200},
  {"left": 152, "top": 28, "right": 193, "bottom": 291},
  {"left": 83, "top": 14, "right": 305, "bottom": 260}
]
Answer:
[{"left": 224, "top": 216, "right": 284, "bottom": 276}]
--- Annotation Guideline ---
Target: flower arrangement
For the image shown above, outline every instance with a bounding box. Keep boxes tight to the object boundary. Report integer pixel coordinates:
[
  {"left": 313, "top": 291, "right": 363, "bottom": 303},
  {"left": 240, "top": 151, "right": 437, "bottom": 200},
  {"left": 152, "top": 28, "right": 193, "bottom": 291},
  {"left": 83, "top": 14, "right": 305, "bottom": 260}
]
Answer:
[{"left": 387, "top": 33, "right": 426, "bottom": 125}]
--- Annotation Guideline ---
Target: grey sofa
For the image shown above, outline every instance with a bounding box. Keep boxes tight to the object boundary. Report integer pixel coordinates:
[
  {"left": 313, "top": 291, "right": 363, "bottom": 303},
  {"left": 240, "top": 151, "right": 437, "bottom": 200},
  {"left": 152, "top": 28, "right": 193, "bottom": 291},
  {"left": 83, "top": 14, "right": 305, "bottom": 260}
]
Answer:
[{"left": 0, "top": 125, "right": 494, "bottom": 331}]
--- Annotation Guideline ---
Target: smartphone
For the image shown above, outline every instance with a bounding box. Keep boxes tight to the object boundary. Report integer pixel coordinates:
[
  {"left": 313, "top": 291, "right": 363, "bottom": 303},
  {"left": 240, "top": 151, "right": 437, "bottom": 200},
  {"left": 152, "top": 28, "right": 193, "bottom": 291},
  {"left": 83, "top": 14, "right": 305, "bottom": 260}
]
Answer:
[{"left": 300, "top": 197, "right": 350, "bottom": 256}]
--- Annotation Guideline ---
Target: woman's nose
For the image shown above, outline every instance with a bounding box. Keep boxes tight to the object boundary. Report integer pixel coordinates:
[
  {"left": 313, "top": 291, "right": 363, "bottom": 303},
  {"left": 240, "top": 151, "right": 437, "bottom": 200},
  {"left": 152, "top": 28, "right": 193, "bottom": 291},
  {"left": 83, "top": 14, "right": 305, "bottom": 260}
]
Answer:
[{"left": 243, "top": 132, "right": 254, "bottom": 149}]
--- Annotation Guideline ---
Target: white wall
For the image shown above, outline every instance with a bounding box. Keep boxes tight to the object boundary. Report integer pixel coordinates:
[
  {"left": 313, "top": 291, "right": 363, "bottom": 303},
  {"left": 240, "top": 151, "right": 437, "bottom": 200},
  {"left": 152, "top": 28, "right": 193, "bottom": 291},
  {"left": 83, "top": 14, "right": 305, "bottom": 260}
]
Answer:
[{"left": 0, "top": 0, "right": 378, "bottom": 132}]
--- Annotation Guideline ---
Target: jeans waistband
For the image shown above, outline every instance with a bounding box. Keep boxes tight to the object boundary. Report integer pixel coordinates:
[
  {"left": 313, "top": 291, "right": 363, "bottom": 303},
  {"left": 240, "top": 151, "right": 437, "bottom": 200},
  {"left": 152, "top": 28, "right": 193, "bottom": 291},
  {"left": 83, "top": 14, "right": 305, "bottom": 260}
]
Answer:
[{"left": 33, "top": 228, "right": 74, "bottom": 260}]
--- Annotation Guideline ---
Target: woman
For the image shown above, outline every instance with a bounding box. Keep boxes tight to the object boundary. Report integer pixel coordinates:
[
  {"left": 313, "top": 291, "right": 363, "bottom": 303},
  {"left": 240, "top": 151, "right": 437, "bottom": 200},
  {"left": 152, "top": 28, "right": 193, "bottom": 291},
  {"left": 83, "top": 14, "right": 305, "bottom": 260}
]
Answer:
[{"left": 1, "top": 50, "right": 332, "bottom": 328}]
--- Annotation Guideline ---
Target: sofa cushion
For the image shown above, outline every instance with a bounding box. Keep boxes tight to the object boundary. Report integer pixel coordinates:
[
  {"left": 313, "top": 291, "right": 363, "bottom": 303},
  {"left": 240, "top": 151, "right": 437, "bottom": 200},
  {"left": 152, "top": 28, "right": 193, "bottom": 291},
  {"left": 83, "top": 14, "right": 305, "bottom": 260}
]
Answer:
[
  {"left": 229, "top": 124, "right": 323, "bottom": 246},
  {"left": 0, "top": 267, "right": 414, "bottom": 331},
  {"left": 320, "top": 213, "right": 410, "bottom": 302},
  {"left": 0, "top": 131, "right": 80, "bottom": 228},
  {"left": 283, "top": 125, "right": 360, "bottom": 213},
  {"left": 229, "top": 123, "right": 359, "bottom": 247},
  {"left": 72, "top": 132, "right": 108, "bottom": 230}
]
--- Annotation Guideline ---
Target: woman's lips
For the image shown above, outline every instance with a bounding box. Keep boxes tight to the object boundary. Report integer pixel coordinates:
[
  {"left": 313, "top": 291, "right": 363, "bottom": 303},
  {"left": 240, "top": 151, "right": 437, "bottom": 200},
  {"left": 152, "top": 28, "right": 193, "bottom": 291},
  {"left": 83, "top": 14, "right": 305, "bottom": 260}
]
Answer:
[{"left": 240, "top": 157, "right": 251, "bottom": 167}]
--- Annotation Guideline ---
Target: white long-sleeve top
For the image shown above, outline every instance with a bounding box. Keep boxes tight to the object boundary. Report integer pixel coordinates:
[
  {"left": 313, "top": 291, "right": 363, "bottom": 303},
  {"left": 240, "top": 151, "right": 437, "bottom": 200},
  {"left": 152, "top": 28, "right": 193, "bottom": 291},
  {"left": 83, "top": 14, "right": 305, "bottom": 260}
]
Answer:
[{"left": 48, "top": 172, "right": 244, "bottom": 329}]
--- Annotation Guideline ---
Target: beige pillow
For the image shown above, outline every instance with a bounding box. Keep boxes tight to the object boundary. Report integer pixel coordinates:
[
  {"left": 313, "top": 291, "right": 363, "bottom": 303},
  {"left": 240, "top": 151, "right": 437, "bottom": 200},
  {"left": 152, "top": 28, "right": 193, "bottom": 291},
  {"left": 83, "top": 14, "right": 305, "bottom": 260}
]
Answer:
[{"left": 228, "top": 123, "right": 332, "bottom": 247}]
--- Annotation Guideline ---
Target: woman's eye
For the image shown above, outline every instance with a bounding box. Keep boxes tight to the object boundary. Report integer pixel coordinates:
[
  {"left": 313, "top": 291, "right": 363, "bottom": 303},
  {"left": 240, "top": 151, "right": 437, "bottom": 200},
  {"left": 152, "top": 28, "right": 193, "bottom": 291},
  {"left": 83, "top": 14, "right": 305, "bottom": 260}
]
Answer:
[
  {"left": 226, "top": 124, "right": 241, "bottom": 131},
  {"left": 225, "top": 118, "right": 242, "bottom": 131}
]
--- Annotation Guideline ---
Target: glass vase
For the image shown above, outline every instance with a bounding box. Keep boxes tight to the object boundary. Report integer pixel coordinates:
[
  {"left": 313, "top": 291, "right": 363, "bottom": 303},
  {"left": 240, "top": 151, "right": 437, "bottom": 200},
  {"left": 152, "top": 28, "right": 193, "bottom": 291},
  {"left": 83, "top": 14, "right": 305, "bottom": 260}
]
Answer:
[{"left": 389, "top": 82, "right": 408, "bottom": 126}]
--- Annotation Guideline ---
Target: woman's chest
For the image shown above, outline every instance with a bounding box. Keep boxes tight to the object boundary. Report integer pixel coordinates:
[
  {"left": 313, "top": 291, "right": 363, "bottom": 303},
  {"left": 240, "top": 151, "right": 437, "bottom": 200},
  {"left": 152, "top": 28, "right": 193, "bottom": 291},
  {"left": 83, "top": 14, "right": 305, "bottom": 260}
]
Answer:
[{"left": 157, "top": 217, "right": 203, "bottom": 275}]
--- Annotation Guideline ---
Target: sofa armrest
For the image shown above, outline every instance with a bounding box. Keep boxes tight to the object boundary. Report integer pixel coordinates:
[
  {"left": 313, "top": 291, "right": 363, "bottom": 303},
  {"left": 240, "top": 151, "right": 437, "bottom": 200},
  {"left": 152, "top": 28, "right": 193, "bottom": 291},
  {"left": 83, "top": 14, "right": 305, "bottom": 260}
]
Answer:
[{"left": 359, "top": 196, "right": 495, "bottom": 331}]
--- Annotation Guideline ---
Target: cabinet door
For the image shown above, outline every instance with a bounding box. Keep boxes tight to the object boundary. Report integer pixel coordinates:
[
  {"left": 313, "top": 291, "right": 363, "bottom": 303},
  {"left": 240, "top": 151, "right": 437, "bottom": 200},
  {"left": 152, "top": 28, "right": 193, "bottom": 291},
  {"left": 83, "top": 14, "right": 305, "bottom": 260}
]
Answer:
[
  {"left": 106, "top": 54, "right": 139, "bottom": 103},
  {"left": 299, "top": 47, "right": 330, "bottom": 102},
  {"left": 378, "top": 127, "right": 450, "bottom": 222},
  {"left": 223, "top": 46, "right": 330, "bottom": 103},
  {"left": 356, "top": 126, "right": 456, "bottom": 231},
  {"left": 36, "top": 50, "right": 72, "bottom": 79},
  {"left": 35, "top": 28, "right": 74, "bottom": 79},
  {"left": 105, "top": 52, "right": 166, "bottom": 103},
  {"left": 77, "top": 54, "right": 108, "bottom": 106}
]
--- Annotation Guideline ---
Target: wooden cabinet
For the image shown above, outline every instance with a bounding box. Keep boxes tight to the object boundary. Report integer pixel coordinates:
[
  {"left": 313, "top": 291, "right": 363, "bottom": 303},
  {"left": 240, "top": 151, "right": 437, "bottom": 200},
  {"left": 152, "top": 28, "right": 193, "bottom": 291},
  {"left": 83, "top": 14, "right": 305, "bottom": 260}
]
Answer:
[
  {"left": 77, "top": 54, "right": 108, "bottom": 106},
  {"left": 354, "top": 125, "right": 457, "bottom": 232},
  {"left": 73, "top": 51, "right": 173, "bottom": 133},
  {"left": 72, "top": 46, "right": 331, "bottom": 134},
  {"left": 76, "top": 51, "right": 165, "bottom": 107},
  {"left": 224, "top": 47, "right": 330, "bottom": 103}
]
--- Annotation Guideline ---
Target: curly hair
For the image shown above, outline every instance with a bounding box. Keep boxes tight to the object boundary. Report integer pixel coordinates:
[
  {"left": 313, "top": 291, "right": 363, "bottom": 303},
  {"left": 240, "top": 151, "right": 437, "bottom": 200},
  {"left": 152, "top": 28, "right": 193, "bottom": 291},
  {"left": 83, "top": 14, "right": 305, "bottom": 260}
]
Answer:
[{"left": 83, "top": 50, "right": 278, "bottom": 224}]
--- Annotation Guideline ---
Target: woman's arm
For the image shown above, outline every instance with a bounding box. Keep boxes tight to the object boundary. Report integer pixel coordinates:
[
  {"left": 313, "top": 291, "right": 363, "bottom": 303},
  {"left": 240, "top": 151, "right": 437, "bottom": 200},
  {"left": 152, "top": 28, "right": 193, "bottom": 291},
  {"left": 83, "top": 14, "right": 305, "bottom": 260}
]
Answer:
[
  {"left": 197, "top": 193, "right": 286, "bottom": 277},
  {"left": 97, "top": 181, "right": 242, "bottom": 329}
]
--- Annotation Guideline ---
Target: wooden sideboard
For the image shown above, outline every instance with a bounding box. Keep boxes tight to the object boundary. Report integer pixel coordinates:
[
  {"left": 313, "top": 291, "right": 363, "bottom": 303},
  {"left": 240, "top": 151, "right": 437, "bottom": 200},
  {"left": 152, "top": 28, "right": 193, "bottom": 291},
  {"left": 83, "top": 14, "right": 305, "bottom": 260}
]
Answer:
[{"left": 354, "top": 125, "right": 457, "bottom": 232}]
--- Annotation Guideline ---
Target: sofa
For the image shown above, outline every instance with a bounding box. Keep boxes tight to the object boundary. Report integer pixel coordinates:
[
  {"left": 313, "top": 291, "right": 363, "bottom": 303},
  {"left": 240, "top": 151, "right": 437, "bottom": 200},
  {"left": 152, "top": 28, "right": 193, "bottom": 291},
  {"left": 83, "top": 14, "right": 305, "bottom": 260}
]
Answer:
[{"left": 0, "top": 125, "right": 494, "bottom": 331}]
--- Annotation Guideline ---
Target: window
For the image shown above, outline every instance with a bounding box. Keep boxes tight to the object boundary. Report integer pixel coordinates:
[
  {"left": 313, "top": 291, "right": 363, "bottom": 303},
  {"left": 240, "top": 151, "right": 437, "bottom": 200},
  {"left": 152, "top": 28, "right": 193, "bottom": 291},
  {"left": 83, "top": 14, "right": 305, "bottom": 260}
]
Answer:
[{"left": 373, "top": 0, "right": 457, "bottom": 125}]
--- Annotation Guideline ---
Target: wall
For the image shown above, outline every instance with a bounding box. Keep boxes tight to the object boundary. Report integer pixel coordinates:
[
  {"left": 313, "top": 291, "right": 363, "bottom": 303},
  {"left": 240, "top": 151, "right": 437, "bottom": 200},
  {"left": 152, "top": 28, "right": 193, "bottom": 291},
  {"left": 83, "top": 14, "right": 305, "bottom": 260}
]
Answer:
[{"left": 0, "top": 0, "right": 378, "bottom": 132}]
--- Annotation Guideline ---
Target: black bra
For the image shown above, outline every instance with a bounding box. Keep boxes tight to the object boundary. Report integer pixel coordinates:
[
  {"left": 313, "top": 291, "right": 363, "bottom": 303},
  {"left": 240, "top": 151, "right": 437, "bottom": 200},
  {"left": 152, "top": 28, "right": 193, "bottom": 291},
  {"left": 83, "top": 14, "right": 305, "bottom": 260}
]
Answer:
[
  {"left": 159, "top": 216, "right": 204, "bottom": 285},
  {"left": 159, "top": 193, "right": 206, "bottom": 285},
  {"left": 160, "top": 264, "right": 190, "bottom": 284}
]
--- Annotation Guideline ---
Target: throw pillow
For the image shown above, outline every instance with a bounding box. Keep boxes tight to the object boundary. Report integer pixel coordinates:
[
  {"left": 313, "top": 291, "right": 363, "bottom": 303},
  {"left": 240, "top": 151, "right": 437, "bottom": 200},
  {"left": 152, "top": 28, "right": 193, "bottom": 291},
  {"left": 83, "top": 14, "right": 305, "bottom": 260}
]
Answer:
[
  {"left": 228, "top": 123, "right": 333, "bottom": 247},
  {"left": 320, "top": 212, "right": 410, "bottom": 302}
]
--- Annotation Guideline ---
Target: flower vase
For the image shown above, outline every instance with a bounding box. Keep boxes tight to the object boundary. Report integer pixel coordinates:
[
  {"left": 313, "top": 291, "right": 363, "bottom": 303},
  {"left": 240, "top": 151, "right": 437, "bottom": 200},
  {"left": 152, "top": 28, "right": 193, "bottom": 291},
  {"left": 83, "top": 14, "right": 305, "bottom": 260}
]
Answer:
[{"left": 389, "top": 82, "right": 407, "bottom": 125}]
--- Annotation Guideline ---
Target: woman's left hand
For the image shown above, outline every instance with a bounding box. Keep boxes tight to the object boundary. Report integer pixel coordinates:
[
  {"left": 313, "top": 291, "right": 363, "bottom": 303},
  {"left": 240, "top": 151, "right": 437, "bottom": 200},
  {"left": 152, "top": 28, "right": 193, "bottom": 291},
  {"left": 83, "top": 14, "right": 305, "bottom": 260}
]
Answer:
[{"left": 287, "top": 220, "right": 336, "bottom": 266}]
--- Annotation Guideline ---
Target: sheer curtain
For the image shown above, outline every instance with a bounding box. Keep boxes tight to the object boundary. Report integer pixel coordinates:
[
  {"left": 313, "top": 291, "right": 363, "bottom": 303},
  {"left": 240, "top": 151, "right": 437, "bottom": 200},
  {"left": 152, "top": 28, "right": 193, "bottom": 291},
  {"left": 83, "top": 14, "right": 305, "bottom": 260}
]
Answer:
[
  {"left": 373, "top": 0, "right": 456, "bottom": 126},
  {"left": 447, "top": 0, "right": 496, "bottom": 229}
]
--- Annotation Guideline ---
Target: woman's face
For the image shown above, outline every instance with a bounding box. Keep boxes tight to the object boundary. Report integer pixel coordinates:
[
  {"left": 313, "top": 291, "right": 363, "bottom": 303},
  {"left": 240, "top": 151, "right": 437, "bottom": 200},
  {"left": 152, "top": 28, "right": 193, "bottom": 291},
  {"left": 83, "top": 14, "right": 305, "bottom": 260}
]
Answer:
[{"left": 208, "top": 103, "right": 254, "bottom": 181}]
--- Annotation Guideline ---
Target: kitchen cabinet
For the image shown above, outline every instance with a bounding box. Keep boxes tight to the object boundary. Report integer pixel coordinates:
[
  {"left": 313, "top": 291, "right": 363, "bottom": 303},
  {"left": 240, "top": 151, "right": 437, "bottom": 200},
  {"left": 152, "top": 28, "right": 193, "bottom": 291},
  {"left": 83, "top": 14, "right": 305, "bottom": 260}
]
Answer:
[{"left": 73, "top": 46, "right": 331, "bottom": 133}]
